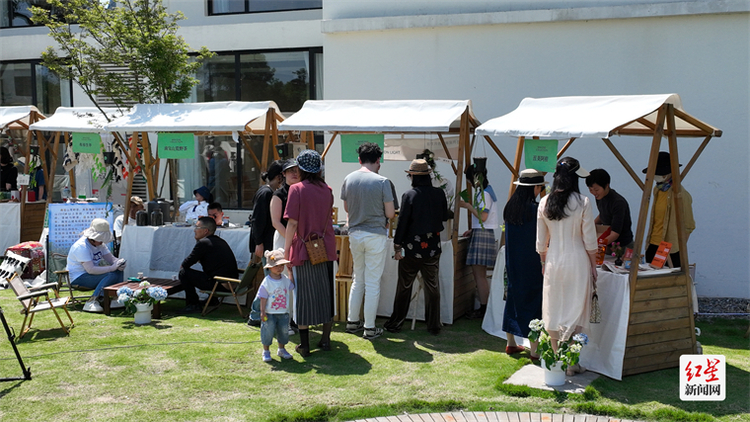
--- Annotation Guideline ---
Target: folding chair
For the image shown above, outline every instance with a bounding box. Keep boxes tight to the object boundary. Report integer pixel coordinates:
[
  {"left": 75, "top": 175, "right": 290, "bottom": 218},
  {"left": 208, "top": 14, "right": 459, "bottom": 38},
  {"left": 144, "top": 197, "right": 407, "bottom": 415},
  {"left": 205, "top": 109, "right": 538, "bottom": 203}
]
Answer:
[
  {"left": 50, "top": 253, "right": 93, "bottom": 306},
  {"left": 201, "top": 261, "right": 262, "bottom": 317},
  {"left": 3, "top": 252, "right": 74, "bottom": 339}
]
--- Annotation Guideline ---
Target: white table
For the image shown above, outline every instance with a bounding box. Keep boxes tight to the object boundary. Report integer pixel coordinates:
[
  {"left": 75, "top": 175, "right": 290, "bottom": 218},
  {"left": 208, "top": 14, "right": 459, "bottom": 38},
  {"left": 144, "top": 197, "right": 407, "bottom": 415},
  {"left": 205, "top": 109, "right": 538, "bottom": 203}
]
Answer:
[
  {"left": 483, "top": 246, "right": 630, "bottom": 380},
  {"left": 119, "top": 225, "right": 252, "bottom": 280},
  {"left": 375, "top": 238, "right": 455, "bottom": 325},
  {"left": 0, "top": 202, "right": 21, "bottom": 253}
]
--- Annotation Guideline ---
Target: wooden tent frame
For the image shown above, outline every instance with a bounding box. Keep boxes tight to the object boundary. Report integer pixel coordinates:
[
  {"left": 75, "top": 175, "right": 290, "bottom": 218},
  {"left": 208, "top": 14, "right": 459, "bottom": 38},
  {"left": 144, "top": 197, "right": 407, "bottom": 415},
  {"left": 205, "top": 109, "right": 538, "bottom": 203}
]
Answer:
[
  {"left": 288, "top": 104, "right": 484, "bottom": 320},
  {"left": 121, "top": 107, "right": 285, "bottom": 223},
  {"left": 1, "top": 106, "right": 48, "bottom": 243},
  {"left": 482, "top": 101, "right": 721, "bottom": 376}
]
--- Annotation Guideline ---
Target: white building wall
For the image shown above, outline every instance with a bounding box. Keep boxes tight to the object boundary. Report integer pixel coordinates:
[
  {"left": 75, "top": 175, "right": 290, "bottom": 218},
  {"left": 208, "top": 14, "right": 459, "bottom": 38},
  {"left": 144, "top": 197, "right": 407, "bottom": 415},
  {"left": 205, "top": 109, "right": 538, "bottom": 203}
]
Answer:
[{"left": 319, "top": 3, "right": 749, "bottom": 298}]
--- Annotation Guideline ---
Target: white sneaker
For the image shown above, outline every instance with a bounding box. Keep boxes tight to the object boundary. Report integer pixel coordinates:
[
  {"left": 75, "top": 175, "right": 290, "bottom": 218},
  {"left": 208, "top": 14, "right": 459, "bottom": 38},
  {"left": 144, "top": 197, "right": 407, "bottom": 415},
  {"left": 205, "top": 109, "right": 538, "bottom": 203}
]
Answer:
[
  {"left": 83, "top": 300, "right": 104, "bottom": 313},
  {"left": 110, "top": 299, "right": 125, "bottom": 309}
]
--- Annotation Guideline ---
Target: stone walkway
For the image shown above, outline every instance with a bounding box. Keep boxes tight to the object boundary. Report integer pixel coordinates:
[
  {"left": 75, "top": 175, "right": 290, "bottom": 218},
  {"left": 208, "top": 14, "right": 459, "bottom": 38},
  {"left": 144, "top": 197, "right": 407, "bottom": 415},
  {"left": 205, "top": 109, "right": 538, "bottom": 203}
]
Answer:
[{"left": 350, "top": 412, "right": 641, "bottom": 422}]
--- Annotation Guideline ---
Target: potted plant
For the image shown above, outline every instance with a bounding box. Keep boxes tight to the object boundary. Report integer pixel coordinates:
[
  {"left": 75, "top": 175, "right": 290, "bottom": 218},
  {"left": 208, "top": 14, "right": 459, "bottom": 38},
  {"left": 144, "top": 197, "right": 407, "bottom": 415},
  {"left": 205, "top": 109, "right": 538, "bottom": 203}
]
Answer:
[
  {"left": 610, "top": 241, "right": 626, "bottom": 266},
  {"left": 528, "top": 319, "right": 588, "bottom": 386},
  {"left": 116, "top": 281, "right": 168, "bottom": 324}
]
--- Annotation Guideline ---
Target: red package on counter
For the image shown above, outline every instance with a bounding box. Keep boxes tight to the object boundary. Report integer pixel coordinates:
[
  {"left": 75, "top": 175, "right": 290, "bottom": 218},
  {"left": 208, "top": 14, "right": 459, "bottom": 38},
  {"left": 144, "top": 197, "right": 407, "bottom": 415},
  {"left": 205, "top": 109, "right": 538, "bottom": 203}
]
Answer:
[{"left": 5, "top": 241, "right": 45, "bottom": 280}]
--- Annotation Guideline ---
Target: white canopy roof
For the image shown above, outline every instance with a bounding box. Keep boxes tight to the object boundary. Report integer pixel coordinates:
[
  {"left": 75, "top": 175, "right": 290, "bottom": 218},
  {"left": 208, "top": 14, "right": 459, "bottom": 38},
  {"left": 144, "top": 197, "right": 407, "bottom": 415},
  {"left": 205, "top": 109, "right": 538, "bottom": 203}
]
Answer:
[
  {"left": 476, "top": 94, "right": 721, "bottom": 140},
  {"left": 29, "top": 107, "right": 127, "bottom": 133},
  {"left": 0, "top": 106, "right": 43, "bottom": 129},
  {"left": 278, "top": 100, "right": 476, "bottom": 133},
  {"left": 104, "top": 101, "right": 281, "bottom": 133}
]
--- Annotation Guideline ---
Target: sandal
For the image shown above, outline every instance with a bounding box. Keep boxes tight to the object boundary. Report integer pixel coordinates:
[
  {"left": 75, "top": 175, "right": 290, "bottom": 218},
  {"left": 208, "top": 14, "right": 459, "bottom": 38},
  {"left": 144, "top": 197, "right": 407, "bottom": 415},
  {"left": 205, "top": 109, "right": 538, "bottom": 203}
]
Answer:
[
  {"left": 505, "top": 345, "right": 526, "bottom": 355},
  {"left": 295, "top": 344, "right": 311, "bottom": 357},
  {"left": 566, "top": 363, "right": 587, "bottom": 376}
]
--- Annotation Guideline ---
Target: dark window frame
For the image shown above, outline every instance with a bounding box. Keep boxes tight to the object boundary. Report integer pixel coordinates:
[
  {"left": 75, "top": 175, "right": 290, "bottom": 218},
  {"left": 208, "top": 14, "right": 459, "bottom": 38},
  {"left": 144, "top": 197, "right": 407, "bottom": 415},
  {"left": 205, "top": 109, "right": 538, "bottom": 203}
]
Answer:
[
  {"left": 0, "top": 58, "right": 74, "bottom": 113},
  {"left": 207, "top": 0, "right": 321, "bottom": 16}
]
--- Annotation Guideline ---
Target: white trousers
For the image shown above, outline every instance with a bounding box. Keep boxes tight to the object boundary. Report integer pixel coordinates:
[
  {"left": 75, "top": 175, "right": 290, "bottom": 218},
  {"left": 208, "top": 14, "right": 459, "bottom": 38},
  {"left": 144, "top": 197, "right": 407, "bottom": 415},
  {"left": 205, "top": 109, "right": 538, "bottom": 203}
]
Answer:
[{"left": 347, "top": 231, "right": 388, "bottom": 329}]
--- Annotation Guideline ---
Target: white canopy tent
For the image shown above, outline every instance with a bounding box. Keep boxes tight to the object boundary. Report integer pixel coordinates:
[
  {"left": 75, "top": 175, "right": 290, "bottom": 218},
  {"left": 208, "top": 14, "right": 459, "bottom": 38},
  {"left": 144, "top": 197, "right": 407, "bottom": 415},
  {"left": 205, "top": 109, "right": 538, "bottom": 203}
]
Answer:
[
  {"left": 101, "top": 101, "right": 286, "bottom": 221},
  {"left": 0, "top": 106, "right": 43, "bottom": 131},
  {"left": 475, "top": 93, "right": 722, "bottom": 376}
]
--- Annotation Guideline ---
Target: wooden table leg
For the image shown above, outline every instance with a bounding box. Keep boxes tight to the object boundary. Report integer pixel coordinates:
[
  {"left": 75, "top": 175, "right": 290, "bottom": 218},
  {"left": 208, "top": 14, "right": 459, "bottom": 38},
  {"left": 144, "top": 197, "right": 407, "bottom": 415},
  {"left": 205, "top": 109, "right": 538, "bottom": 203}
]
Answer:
[
  {"left": 152, "top": 302, "right": 162, "bottom": 319},
  {"left": 103, "top": 292, "right": 113, "bottom": 316}
]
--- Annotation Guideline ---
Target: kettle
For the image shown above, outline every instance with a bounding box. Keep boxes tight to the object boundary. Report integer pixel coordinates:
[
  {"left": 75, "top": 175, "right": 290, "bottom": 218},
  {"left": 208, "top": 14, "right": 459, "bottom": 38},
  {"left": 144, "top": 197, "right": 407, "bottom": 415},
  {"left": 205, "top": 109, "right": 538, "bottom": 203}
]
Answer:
[
  {"left": 136, "top": 210, "right": 149, "bottom": 226},
  {"left": 150, "top": 207, "right": 164, "bottom": 226},
  {"left": 148, "top": 198, "right": 172, "bottom": 223}
]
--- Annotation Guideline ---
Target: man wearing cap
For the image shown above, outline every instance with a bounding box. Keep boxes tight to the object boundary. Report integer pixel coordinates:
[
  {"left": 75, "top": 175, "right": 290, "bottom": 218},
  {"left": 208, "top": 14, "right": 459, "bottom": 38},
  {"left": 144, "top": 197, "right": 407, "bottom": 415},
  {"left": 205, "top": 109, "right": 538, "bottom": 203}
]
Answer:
[
  {"left": 385, "top": 159, "right": 448, "bottom": 335},
  {"left": 644, "top": 151, "right": 695, "bottom": 268},
  {"left": 341, "top": 142, "right": 395, "bottom": 340},
  {"left": 114, "top": 196, "right": 145, "bottom": 241},
  {"left": 67, "top": 218, "right": 126, "bottom": 312},
  {"left": 178, "top": 216, "right": 239, "bottom": 313},
  {"left": 585, "top": 169, "right": 634, "bottom": 248}
]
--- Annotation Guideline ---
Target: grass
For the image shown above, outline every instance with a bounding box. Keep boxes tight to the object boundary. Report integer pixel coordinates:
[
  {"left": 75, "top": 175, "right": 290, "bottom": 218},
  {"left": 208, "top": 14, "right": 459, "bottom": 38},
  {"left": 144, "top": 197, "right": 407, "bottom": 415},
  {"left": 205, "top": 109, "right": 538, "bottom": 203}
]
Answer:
[{"left": 0, "top": 289, "right": 747, "bottom": 422}]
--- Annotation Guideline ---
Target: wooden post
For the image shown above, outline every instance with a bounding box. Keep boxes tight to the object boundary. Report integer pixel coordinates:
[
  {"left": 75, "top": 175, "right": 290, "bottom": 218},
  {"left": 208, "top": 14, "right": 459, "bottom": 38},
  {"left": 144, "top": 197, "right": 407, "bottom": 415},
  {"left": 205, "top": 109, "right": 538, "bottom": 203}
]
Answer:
[
  {"left": 64, "top": 132, "right": 77, "bottom": 198},
  {"left": 680, "top": 134, "right": 712, "bottom": 181},
  {"left": 507, "top": 136, "right": 525, "bottom": 200},
  {"left": 484, "top": 135, "right": 518, "bottom": 178},
  {"left": 321, "top": 132, "right": 339, "bottom": 160},
  {"left": 628, "top": 104, "right": 667, "bottom": 297},
  {"left": 556, "top": 137, "right": 576, "bottom": 159},
  {"left": 602, "top": 138, "right": 645, "bottom": 191},
  {"left": 452, "top": 108, "right": 469, "bottom": 247}
]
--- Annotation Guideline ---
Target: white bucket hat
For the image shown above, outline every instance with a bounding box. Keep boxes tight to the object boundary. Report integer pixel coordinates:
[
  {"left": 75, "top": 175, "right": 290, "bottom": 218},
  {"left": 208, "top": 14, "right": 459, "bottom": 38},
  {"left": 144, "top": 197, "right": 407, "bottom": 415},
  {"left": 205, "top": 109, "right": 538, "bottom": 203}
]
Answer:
[{"left": 82, "top": 218, "right": 113, "bottom": 243}]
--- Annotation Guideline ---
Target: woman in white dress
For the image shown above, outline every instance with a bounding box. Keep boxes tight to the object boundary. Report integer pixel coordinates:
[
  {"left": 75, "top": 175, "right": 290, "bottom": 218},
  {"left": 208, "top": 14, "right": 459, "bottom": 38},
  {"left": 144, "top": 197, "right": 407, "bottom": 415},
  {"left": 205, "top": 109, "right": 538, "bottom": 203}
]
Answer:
[{"left": 536, "top": 157, "right": 598, "bottom": 376}]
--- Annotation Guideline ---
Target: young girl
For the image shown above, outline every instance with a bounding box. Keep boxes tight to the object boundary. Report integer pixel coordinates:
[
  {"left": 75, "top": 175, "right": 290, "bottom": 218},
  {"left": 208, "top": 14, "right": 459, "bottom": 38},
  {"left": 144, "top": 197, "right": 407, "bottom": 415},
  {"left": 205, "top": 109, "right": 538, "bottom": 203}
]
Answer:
[{"left": 257, "top": 248, "right": 295, "bottom": 362}]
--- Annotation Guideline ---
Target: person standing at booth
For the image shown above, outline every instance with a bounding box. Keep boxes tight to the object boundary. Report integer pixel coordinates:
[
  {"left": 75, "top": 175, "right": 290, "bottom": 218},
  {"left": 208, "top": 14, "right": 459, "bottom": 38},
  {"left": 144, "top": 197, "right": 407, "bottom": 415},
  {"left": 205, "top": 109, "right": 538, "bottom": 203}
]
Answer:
[
  {"left": 340, "top": 142, "right": 395, "bottom": 340},
  {"left": 250, "top": 160, "right": 284, "bottom": 261},
  {"left": 0, "top": 147, "right": 18, "bottom": 191},
  {"left": 585, "top": 169, "right": 634, "bottom": 248},
  {"left": 644, "top": 151, "right": 695, "bottom": 268},
  {"left": 385, "top": 159, "right": 448, "bottom": 335},
  {"left": 502, "top": 169, "right": 546, "bottom": 358},
  {"left": 536, "top": 157, "right": 597, "bottom": 376}
]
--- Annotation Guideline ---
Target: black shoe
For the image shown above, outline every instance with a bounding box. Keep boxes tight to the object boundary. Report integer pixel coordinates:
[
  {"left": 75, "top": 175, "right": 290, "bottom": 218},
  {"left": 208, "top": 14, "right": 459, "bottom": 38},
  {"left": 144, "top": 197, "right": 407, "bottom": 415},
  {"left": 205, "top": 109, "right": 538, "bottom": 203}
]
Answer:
[
  {"left": 179, "top": 304, "right": 202, "bottom": 314},
  {"left": 247, "top": 318, "right": 261, "bottom": 327},
  {"left": 465, "top": 307, "right": 486, "bottom": 320},
  {"left": 317, "top": 341, "right": 331, "bottom": 351},
  {"left": 295, "top": 344, "right": 311, "bottom": 357},
  {"left": 384, "top": 324, "right": 401, "bottom": 334}
]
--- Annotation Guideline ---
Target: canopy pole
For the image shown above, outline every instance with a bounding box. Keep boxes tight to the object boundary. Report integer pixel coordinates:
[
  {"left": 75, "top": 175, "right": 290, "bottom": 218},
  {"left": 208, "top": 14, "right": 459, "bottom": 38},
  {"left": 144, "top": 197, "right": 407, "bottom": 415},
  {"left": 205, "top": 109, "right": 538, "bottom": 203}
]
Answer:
[
  {"left": 239, "top": 134, "right": 262, "bottom": 171},
  {"left": 680, "top": 134, "right": 712, "bottom": 181},
  {"left": 452, "top": 109, "right": 469, "bottom": 246},
  {"left": 483, "top": 135, "right": 518, "bottom": 178},
  {"left": 63, "top": 132, "right": 77, "bottom": 199},
  {"left": 320, "top": 132, "right": 339, "bottom": 160},
  {"left": 507, "top": 137, "right": 525, "bottom": 200},
  {"left": 602, "top": 138, "right": 645, "bottom": 191},
  {"left": 436, "top": 133, "right": 457, "bottom": 175},
  {"left": 556, "top": 137, "right": 576, "bottom": 159},
  {"left": 666, "top": 104, "right": 697, "bottom": 353},
  {"left": 629, "top": 104, "right": 667, "bottom": 299},
  {"left": 45, "top": 131, "right": 61, "bottom": 205},
  {"left": 464, "top": 122, "right": 474, "bottom": 231}
]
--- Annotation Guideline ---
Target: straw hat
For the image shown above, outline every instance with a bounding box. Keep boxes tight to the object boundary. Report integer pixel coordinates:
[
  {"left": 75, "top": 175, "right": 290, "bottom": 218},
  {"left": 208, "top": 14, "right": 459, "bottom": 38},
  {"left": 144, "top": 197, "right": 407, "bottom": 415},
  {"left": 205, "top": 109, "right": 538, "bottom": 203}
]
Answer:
[
  {"left": 264, "top": 248, "right": 291, "bottom": 268},
  {"left": 513, "top": 169, "right": 548, "bottom": 186},
  {"left": 405, "top": 159, "right": 432, "bottom": 175},
  {"left": 82, "top": 218, "right": 113, "bottom": 243}
]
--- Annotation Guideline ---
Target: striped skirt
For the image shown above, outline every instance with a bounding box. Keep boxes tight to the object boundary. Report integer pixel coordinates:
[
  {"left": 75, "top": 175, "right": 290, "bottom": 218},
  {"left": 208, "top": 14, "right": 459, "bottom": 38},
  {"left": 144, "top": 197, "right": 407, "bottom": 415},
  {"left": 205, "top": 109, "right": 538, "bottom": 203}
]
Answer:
[
  {"left": 466, "top": 228, "right": 497, "bottom": 267},
  {"left": 292, "top": 260, "right": 334, "bottom": 326}
]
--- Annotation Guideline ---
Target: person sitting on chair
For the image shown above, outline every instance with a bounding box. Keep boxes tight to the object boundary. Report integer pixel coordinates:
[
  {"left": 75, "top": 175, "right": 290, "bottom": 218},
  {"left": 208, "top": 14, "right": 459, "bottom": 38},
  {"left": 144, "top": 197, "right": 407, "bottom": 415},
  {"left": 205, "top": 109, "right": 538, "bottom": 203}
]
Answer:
[
  {"left": 179, "top": 186, "right": 213, "bottom": 222},
  {"left": 114, "top": 196, "right": 145, "bottom": 240},
  {"left": 207, "top": 202, "right": 236, "bottom": 227},
  {"left": 67, "top": 218, "right": 126, "bottom": 313},
  {"left": 178, "top": 216, "right": 239, "bottom": 313}
]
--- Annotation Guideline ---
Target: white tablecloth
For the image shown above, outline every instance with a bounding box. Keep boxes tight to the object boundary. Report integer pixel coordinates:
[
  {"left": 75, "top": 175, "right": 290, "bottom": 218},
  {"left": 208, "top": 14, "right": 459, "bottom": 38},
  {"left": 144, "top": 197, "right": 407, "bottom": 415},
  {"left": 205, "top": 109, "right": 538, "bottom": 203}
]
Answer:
[
  {"left": 0, "top": 202, "right": 21, "bottom": 253},
  {"left": 375, "top": 238, "right": 455, "bottom": 325},
  {"left": 119, "top": 225, "right": 252, "bottom": 280},
  {"left": 483, "top": 246, "right": 630, "bottom": 380}
]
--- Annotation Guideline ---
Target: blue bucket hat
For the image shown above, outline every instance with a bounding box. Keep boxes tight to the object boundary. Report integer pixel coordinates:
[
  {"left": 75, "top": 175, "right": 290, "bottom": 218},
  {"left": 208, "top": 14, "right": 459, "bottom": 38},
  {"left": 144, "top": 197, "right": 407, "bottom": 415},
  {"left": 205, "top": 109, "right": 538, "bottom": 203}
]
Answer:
[{"left": 297, "top": 149, "right": 322, "bottom": 174}]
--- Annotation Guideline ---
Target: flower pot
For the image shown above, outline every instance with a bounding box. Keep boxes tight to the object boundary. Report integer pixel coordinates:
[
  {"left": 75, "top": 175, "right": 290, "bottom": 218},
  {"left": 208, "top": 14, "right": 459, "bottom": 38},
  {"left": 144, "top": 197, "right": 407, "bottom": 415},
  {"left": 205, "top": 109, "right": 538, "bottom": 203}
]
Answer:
[
  {"left": 543, "top": 361, "right": 566, "bottom": 386},
  {"left": 134, "top": 303, "right": 153, "bottom": 325}
]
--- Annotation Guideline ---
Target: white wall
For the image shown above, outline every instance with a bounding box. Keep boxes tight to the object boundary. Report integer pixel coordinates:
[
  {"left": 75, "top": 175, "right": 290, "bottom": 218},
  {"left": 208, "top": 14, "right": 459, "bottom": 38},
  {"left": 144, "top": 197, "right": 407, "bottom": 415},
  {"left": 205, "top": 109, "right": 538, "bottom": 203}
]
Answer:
[{"left": 319, "top": 7, "right": 749, "bottom": 298}]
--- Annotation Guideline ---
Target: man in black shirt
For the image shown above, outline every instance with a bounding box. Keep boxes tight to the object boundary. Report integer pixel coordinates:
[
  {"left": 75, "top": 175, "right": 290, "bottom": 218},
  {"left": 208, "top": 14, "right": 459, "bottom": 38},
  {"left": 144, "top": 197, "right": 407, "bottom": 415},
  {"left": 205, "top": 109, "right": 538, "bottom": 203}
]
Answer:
[
  {"left": 585, "top": 169, "right": 634, "bottom": 247},
  {"left": 179, "top": 217, "right": 239, "bottom": 313}
]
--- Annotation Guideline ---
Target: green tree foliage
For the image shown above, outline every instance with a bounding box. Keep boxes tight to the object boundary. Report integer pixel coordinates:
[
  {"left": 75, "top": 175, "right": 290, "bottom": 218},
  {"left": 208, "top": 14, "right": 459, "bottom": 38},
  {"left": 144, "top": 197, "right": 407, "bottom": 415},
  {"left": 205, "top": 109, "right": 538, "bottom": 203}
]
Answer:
[{"left": 31, "top": 0, "right": 214, "bottom": 120}]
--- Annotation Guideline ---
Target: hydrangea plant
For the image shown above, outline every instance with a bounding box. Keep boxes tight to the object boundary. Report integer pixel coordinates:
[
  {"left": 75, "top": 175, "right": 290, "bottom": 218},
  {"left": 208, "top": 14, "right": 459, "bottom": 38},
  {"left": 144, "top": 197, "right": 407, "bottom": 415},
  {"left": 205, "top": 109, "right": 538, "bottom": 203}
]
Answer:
[
  {"left": 117, "top": 281, "right": 168, "bottom": 314},
  {"left": 528, "top": 319, "right": 588, "bottom": 372}
]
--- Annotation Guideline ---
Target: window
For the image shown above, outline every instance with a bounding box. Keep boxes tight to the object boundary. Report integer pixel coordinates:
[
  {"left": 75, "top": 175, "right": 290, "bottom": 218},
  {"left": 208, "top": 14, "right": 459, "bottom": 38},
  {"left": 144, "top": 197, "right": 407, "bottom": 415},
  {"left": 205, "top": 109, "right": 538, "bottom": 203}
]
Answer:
[
  {"left": 208, "top": 0, "right": 321, "bottom": 15},
  {"left": 0, "top": 0, "right": 63, "bottom": 28},
  {"left": 0, "top": 61, "right": 71, "bottom": 114},
  {"left": 182, "top": 47, "right": 322, "bottom": 210}
]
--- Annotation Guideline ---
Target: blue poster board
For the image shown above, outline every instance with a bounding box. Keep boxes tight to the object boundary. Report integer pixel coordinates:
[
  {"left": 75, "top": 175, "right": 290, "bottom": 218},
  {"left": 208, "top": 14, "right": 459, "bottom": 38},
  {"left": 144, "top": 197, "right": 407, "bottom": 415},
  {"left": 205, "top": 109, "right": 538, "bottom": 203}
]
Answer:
[{"left": 47, "top": 203, "right": 113, "bottom": 255}]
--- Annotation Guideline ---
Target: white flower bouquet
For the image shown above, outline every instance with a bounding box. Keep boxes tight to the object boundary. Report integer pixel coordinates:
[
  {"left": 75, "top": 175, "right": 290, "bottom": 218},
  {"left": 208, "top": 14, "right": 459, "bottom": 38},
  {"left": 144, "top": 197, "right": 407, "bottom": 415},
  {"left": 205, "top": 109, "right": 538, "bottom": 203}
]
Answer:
[{"left": 528, "top": 319, "right": 588, "bottom": 372}]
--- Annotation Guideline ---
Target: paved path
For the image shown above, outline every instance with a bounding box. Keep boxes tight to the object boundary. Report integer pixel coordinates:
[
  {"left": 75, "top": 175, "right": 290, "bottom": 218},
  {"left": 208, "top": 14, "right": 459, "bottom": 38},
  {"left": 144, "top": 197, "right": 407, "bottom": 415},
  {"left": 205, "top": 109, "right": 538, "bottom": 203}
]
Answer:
[{"left": 350, "top": 412, "right": 641, "bottom": 422}]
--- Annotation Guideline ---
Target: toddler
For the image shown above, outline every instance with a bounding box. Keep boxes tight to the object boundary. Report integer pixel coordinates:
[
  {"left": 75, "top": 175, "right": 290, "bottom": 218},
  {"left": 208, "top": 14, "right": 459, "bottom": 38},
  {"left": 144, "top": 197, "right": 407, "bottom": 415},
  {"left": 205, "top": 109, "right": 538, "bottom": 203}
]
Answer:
[{"left": 257, "top": 248, "right": 295, "bottom": 362}]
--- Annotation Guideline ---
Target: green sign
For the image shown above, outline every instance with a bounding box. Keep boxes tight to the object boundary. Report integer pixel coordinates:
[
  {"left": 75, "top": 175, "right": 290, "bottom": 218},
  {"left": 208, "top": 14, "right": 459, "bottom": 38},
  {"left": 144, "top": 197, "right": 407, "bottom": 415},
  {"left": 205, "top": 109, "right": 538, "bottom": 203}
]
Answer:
[
  {"left": 524, "top": 139, "right": 558, "bottom": 172},
  {"left": 341, "top": 134, "right": 385, "bottom": 163},
  {"left": 157, "top": 133, "right": 195, "bottom": 159},
  {"left": 72, "top": 132, "right": 102, "bottom": 153}
]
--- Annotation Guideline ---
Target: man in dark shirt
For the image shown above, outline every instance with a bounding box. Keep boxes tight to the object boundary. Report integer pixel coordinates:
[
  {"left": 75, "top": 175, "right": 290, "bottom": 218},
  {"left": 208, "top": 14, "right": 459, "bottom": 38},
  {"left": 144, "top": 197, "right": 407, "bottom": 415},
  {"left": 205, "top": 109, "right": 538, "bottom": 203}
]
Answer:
[
  {"left": 585, "top": 169, "right": 634, "bottom": 247},
  {"left": 179, "top": 216, "right": 239, "bottom": 313}
]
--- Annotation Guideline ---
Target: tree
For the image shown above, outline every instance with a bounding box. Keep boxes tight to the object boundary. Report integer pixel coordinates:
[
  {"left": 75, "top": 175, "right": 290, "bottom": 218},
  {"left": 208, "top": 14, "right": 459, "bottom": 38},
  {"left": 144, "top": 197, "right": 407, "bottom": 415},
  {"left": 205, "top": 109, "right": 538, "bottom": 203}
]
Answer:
[{"left": 31, "top": 0, "right": 214, "bottom": 121}]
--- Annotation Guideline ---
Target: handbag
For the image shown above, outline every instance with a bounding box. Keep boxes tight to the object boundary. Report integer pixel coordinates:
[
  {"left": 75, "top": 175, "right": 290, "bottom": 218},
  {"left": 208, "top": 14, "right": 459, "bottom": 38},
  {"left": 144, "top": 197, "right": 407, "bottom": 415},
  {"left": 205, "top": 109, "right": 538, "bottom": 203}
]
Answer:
[
  {"left": 304, "top": 233, "right": 328, "bottom": 265},
  {"left": 590, "top": 288, "right": 601, "bottom": 324}
]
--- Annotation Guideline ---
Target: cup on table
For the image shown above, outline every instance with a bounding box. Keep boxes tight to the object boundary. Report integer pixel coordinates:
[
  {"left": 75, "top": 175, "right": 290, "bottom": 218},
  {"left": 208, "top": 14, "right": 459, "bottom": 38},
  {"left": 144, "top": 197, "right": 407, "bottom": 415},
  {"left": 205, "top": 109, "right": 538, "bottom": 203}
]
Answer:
[{"left": 137, "top": 272, "right": 144, "bottom": 279}]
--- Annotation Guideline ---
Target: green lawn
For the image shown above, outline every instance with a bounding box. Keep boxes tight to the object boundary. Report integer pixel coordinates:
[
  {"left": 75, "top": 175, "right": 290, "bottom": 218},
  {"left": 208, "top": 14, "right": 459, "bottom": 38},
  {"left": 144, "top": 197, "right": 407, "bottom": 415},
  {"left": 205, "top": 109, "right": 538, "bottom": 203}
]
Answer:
[{"left": 0, "top": 289, "right": 747, "bottom": 422}]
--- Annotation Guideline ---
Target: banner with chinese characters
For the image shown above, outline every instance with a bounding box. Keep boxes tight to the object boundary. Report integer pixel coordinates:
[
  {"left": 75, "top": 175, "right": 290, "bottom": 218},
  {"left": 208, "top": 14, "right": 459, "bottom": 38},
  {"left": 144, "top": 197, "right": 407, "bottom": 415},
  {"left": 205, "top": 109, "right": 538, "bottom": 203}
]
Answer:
[
  {"left": 341, "top": 134, "right": 384, "bottom": 163},
  {"left": 71, "top": 132, "right": 103, "bottom": 154},
  {"left": 157, "top": 133, "right": 195, "bottom": 159},
  {"left": 524, "top": 139, "right": 558, "bottom": 173}
]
